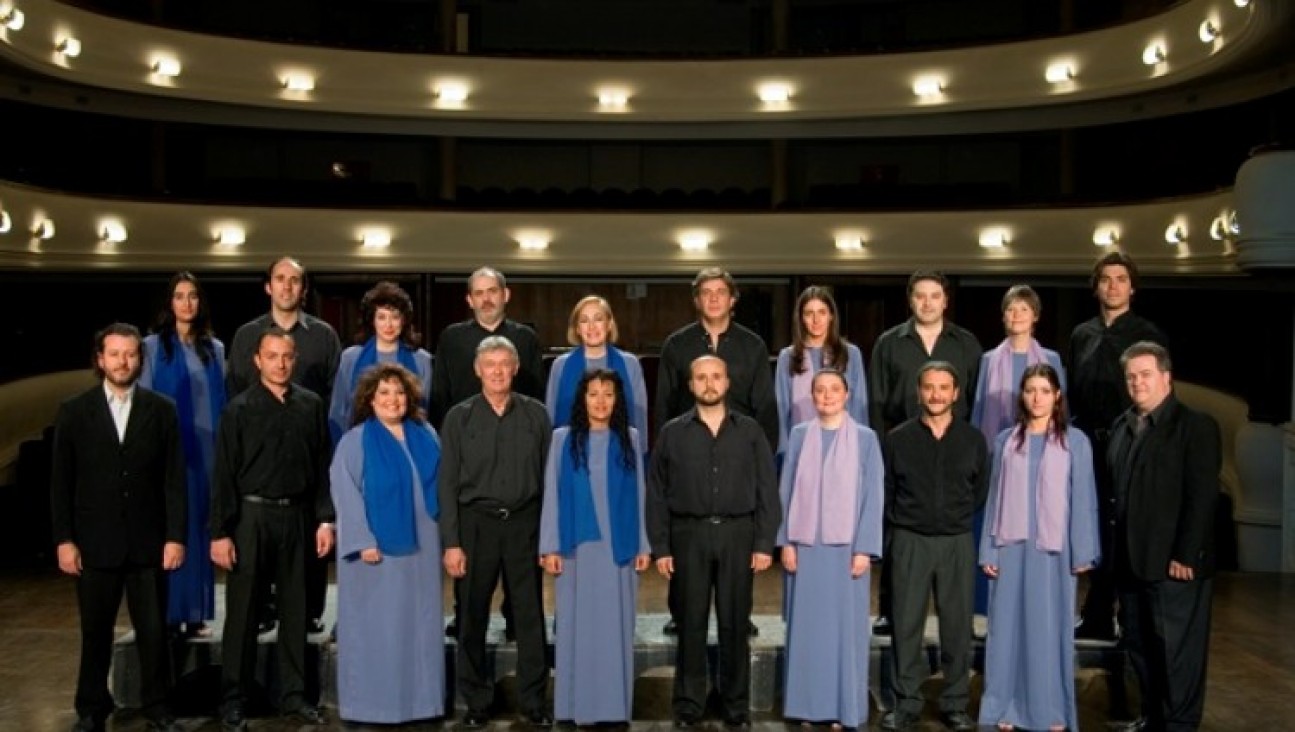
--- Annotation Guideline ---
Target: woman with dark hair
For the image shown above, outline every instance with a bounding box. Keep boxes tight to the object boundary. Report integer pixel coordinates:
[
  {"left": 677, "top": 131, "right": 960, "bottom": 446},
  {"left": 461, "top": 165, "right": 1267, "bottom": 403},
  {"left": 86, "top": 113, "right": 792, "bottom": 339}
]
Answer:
[
  {"left": 139, "top": 271, "right": 227, "bottom": 637},
  {"left": 540, "top": 369, "right": 649, "bottom": 726},
  {"left": 545, "top": 295, "right": 648, "bottom": 447},
  {"left": 330, "top": 362, "right": 445, "bottom": 724},
  {"left": 774, "top": 286, "right": 868, "bottom": 458},
  {"left": 778, "top": 369, "right": 883, "bottom": 730},
  {"left": 329, "top": 280, "right": 432, "bottom": 443},
  {"left": 979, "top": 363, "right": 1099, "bottom": 732}
]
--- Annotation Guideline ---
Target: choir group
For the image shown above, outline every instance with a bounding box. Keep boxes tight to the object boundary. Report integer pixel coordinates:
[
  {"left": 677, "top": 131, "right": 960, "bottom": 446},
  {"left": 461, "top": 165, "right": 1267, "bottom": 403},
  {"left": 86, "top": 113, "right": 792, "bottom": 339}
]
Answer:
[{"left": 50, "top": 254, "right": 1220, "bottom": 732}]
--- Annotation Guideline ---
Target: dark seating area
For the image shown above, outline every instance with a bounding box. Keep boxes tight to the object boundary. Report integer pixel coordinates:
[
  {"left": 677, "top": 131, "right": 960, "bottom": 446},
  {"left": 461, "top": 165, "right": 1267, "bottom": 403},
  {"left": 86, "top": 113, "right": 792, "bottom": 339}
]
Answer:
[{"left": 453, "top": 185, "right": 773, "bottom": 210}]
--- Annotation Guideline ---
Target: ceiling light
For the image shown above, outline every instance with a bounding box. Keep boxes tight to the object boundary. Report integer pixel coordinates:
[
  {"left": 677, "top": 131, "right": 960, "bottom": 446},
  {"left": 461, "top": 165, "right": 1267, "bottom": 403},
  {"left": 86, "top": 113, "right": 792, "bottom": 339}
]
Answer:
[
  {"left": 1234, "top": 0, "right": 1250, "bottom": 7},
  {"left": 1199, "top": 20, "right": 1219, "bottom": 43},
  {"left": 151, "top": 57, "right": 181, "bottom": 77},
  {"left": 0, "top": 209, "right": 10, "bottom": 234},
  {"left": 32, "top": 219, "right": 54, "bottom": 240},
  {"left": 214, "top": 226, "right": 245, "bottom": 246},
  {"left": 100, "top": 221, "right": 127, "bottom": 243},
  {"left": 1227, "top": 210, "right": 1241, "bottom": 236},
  {"left": 1164, "top": 224, "right": 1187, "bottom": 244},
  {"left": 597, "top": 89, "right": 629, "bottom": 109},
  {"left": 978, "top": 228, "right": 1010, "bottom": 248},
  {"left": 1209, "top": 216, "right": 1229, "bottom": 241},
  {"left": 0, "top": 6, "right": 24, "bottom": 31},
  {"left": 56, "top": 37, "right": 82, "bottom": 58},
  {"left": 834, "top": 233, "right": 865, "bottom": 251},
  {"left": 1142, "top": 43, "right": 1166, "bottom": 66},
  {"left": 517, "top": 234, "right": 549, "bottom": 251},
  {"left": 757, "top": 83, "right": 792, "bottom": 104},
  {"left": 913, "top": 77, "right": 945, "bottom": 97},
  {"left": 678, "top": 231, "right": 711, "bottom": 252},
  {"left": 282, "top": 74, "right": 314, "bottom": 92},
  {"left": 360, "top": 229, "right": 391, "bottom": 248},
  {"left": 1092, "top": 226, "right": 1121, "bottom": 247},
  {"left": 435, "top": 83, "right": 469, "bottom": 104},
  {"left": 1044, "top": 63, "right": 1074, "bottom": 84}
]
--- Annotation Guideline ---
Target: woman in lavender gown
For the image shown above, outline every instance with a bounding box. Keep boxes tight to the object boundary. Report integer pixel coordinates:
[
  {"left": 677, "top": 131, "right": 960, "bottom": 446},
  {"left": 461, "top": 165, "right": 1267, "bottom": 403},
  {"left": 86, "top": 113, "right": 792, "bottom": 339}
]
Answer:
[
  {"left": 330, "top": 363, "right": 445, "bottom": 724},
  {"left": 540, "top": 369, "right": 650, "bottom": 726},
  {"left": 779, "top": 369, "right": 884, "bottom": 730},
  {"left": 545, "top": 295, "right": 648, "bottom": 445},
  {"left": 139, "top": 271, "right": 226, "bottom": 637},
  {"left": 774, "top": 286, "right": 868, "bottom": 460},
  {"left": 979, "top": 363, "right": 1100, "bottom": 731}
]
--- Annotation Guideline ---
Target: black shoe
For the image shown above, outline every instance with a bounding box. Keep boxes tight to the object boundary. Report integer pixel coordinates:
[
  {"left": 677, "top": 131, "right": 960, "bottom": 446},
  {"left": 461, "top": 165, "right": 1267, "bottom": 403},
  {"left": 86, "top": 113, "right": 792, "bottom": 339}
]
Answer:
[
  {"left": 674, "top": 716, "right": 699, "bottom": 729},
  {"left": 221, "top": 706, "right": 249, "bottom": 732},
  {"left": 878, "top": 711, "right": 917, "bottom": 731},
  {"left": 1075, "top": 615, "right": 1117, "bottom": 641},
  {"left": 462, "top": 710, "right": 490, "bottom": 729},
  {"left": 747, "top": 620, "right": 758, "bottom": 637},
  {"left": 256, "top": 618, "right": 277, "bottom": 635},
  {"left": 873, "top": 616, "right": 892, "bottom": 636},
  {"left": 663, "top": 619, "right": 678, "bottom": 635},
  {"left": 70, "top": 717, "right": 104, "bottom": 732},
  {"left": 285, "top": 703, "right": 327, "bottom": 725},
  {"left": 941, "top": 711, "right": 975, "bottom": 731},
  {"left": 725, "top": 714, "right": 751, "bottom": 729},
  {"left": 445, "top": 619, "right": 459, "bottom": 638},
  {"left": 307, "top": 617, "right": 326, "bottom": 635},
  {"left": 1107, "top": 717, "right": 1148, "bottom": 731},
  {"left": 526, "top": 710, "right": 555, "bottom": 727}
]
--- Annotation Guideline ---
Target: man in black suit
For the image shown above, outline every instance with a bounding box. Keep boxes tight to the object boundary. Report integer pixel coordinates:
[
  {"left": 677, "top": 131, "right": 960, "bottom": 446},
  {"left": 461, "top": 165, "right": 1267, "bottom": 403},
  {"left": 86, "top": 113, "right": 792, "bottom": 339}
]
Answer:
[
  {"left": 1108, "top": 341, "right": 1220, "bottom": 732},
  {"left": 50, "top": 322, "right": 186, "bottom": 732}
]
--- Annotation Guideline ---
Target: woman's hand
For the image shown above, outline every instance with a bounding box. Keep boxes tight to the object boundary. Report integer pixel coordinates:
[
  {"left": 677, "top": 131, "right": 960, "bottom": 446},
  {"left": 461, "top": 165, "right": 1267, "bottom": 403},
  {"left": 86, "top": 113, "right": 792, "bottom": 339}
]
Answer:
[
  {"left": 850, "top": 554, "right": 871, "bottom": 578},
  {"left": 780, "top": 545, "right": 797, "bottom": 573},
  {"left": 360, "top": 547, "right": 382, "bottom": 564},
  {"left": 542, "top": 554, "right": 564, "bottom": 576},
  {"left": 983, "top": 564, "right": 999, "bottom": 578}
]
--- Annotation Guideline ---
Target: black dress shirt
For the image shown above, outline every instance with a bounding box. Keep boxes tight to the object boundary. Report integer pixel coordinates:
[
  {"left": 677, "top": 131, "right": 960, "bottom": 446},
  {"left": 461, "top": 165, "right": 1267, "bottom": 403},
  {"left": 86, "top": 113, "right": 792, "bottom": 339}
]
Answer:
[
  {"left": 1068, "top": 311, "right": 1169, "bottom": 435},
  {"left": 869, "top": 318, "right": 981, "bottom": 432},
  {"left": 882, "top": 417, "right": 989, "bottom": 536},
  {"left": 210, "top": 383, "right": 335, "bottom": 539},
  {"left": 430, "top": 318, "right": 545, "bottom": 428},
  {"left": 437, "top": 393, "right": 551, "bottom": 548},
  {"left": 225, "top": 312, "right": 342, "bottom": 401},
  {"left": 646, "top": 408, "right": 780, "bottom": 557},
  {"left": 654, "top": 320, "right": 777, "bottom": 450}
]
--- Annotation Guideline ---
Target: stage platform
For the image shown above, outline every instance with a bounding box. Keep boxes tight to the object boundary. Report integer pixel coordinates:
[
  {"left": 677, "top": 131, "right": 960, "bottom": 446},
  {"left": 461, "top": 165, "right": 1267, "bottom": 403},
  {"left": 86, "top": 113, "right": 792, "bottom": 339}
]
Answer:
[{"left": 110, "top": 587, "right": 1129, "bottom": 717}]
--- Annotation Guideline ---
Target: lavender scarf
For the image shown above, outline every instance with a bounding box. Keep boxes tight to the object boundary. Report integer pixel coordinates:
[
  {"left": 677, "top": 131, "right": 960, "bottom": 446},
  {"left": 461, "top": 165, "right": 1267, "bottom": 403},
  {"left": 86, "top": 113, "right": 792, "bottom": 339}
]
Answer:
[
  {"left": 991, "top": 427, "right": 1069, "bottom": 553},
  {"left": 787, "top": 416, "right": 860, "bottom": 546},
  {"left": 979, "top": 337, "right": 1047, "bottom": 443}
]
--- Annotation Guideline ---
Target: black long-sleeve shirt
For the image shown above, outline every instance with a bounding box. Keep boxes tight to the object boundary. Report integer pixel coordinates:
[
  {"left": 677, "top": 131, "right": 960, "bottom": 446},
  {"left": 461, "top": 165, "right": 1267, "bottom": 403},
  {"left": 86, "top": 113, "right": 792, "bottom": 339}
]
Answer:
[
  {"left": 882, "top": 417, "right": 989, "bottom": 536},
  {"left": 430, "top": 318, "right": 545, "bottom": 428},
  {"left": 654, "top": 320, "right": 777, "bottom": 450},
  {"left": 1068, "top": 311, "right": 1168, "bottom": 434},
  {"left": 869, "top": 318, "right": 982, "bottom": 433},
  {"left": 646, "top": 408, "right": 780, "bottom": 556},
  {"left": 437, "top": 393, "right": 551, "bottom": 548},
  {"left": 210, "top": 382, "right": 335, "bottom": 539},
  {"left": 225, "top": 312, "right": 342, "bottom": 402}
]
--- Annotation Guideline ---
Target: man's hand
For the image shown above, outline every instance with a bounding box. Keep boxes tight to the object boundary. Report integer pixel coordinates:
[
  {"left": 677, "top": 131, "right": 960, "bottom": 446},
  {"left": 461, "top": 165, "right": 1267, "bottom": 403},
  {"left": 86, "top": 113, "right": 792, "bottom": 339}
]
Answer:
[
  {"left": 162, "top": 542, "right": 185, "bottom": 571},
  {"left": 315, "top": 525, "right": 334, "bottom": 558},
  {"left": 780, "top": 545, "right": 797, "bottom": 573},
  {"left": 56, "top": 542, "right": 81, "bottom": 576},
  {"left": 443, "top": 547, "right": 467, "bottom": 578},
  {"left": 634, "top": 553, "right": 650, "bottom": 572},
  {"left": 751, "top": 552, "right": 773, "bottom": 572},
  {"left": 655, "top": 556, "right": 674, "bottom": 578},
  {"left": 360, "top": 548, "right": 382, "bottom": 564},
  {"left": 850, "top": 554, "right": 871, "bottom": 578},
  {"left": 211, "top": 538, "right": 237, "bottom": 571},
  {"left": 542, "top": 554, "right": 564, "bottom": 576},
  {"left": 1168, "top": 560, "right": 1195, "bottom": 581}
]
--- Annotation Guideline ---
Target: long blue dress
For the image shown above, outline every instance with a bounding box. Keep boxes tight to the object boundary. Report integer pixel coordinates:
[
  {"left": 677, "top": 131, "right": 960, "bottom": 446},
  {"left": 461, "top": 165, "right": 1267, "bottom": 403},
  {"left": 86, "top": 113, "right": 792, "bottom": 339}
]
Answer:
[
  {"left": 778, "top": 421, "right": 884, "bottom": 729},
  {"left": 978, "top": 428, "right": 1100, "bottom": 731},
  {"left": 539, "top": 427, "right": 649, "bottom": 725},
  {"left": 139, "top": 334, "right": 224, "bottom": 626},
  {"left": 330, "top": 423, "right": 446, "bottom": 723},
  {"left": 544, "top": 349, "right": 650, "bottom": 447},
  {"left": 969, "top": 344, "right": 1064, "bottom": 615},
  {"left": 328, "top": 345, "right": 432, "bottom": 442},
  {"left": 774, "top": 344, "right": 868, "bottom": 458}
]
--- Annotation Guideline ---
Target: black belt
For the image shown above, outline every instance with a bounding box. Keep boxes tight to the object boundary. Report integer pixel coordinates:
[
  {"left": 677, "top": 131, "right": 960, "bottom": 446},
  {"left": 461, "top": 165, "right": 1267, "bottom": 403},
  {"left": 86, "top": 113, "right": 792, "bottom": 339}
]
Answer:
[
  {"left": 242, "top": 494, "right": 302, "bottom": 507},
  {"left": 673, "top": 513, "right": 752, "bottom": 524},
  {"left": 467, "top": 501, "right": 536, "bottom": 521}
]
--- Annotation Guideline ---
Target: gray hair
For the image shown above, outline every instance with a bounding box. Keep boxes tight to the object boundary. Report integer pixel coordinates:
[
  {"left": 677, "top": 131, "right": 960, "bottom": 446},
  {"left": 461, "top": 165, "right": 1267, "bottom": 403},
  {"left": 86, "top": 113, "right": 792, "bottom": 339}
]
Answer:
[
  {"left": 476, "top": 335, "right": 518, "bottom": 362},
  {"left": 1121, "top": 340, "right": 1172, "bottom": 373},
  {"left": 468, "top": 266, "right": 507, "bottom": 291}
]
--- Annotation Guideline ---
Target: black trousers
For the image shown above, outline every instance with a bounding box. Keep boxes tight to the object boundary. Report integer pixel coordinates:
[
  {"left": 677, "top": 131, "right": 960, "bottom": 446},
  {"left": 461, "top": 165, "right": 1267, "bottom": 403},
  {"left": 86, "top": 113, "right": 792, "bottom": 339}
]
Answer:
[
  {"left": 75, "top": 564, "right": 170, "bottom": 722},
  {"left": 1080, "top": 429, "right": 1118, "bottom": 630},
  {"left": 888, "top": 528, "right": 974, "bottom": 716},
  {"left": 670, "top": 515, "right": 755, "bottom": 721},
  {"left": 220, "top": 500, "right": 309, "bottom": 713},
  {"left": 1118, "top": 577, "right": 1214, "bottom": 731},
  {"left": 256, "top": 514, "right": 329, "bottom": 625},
  {"left": 456, "top": 502, "right": 548, "bottom": 715}
]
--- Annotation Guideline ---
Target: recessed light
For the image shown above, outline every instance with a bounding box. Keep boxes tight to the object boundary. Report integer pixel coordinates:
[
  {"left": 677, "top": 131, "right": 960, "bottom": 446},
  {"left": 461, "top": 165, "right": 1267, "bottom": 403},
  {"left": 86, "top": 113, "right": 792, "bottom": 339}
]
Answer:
[
  {"left": 32, "top": 219, "right": 55, "bottom": 240},
  {"left": 1209, "top": 216, "right": 1229, "bottom": 241},
  {"left": 360, "top": 229, "right": 391, "bottom": 248},
  {"left": 100, "top": 221, "right": 127, "bottom": 243},
  {"left": 757, "top": 83, "right": 792, "bottom": 104},
  {"left": 0, "top": 6, "right": 25, "bottom": 31},
  {"left": 1142, "top": 43, "right": 1166, "bottom": 66},
  {"left": 1164, "top": 224, "right": 1187, "bottom": 244},
  {"left": 978, "top": 228, "right": 1010, "bottom": 248},
  {"left": 1234, "top": 0, "right": 1251, "bottom": 7},
  {"left": 517, "top": 234, "right": 550, "bottom": 251},
  {"left": 0, "top": 209, "right": 11, "bottom": 234},
  {"left": 1092, "top": 226, "right": 1121, "bottom": 247},
  {"left": 214, "top": 226, "right": 245, "bottom": 246},
  {"left": 678, "top": 231, "right": 711, "bottom": 252},
  {"left": 834, "top": 234, "right": 865, "bottom": 251},
  {"left": 597, "top": 89, "right": 629, "bottom": 109},
  {"left": 435, "top": 83, "right": 469, "bottom": 104},
  {"left": 1227, "top": 210, "right": 1241, "bottom": 236},
  {"left": 152, "top": 57, "right": 181, "bottom": 77},
  {"left": 1199, "top": 20, "right": 1219, "bottom": 44},
  {"left": 1045, "top": 63, "right": 1074, "bottom": 84},
  {"left": 282, "top": 74, "right": 314, "bottom": 92},
  {"left": 56, "top": 37, "right": 82, "bottom": 58},
  {"left": 912, "top": 77, "right": 945, "bottom": 98}
]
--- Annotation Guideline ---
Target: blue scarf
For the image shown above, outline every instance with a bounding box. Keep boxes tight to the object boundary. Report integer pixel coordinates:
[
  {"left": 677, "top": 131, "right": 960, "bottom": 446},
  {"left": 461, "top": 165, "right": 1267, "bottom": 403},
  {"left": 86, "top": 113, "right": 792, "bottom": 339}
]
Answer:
[
  {"left": 150, "top": 334, "right": 226, "bottom": 478},
  {"left": 350, "top": 337, "right": 421, "bottom": 395},
  {"left": 552, "top": 347, "right": 635, "bottom": 430},
  {"left": 557, "top": 431, "right": 639, "bottom": 566},
  {"left": 360, "top": 417, "right": 441, "bottom": 555}
]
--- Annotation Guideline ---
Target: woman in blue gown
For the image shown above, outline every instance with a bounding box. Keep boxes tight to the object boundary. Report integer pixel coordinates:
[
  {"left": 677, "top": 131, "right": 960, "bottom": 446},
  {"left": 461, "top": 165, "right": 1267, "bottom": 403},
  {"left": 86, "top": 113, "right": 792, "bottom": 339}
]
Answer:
[
  {"left": 979, "top": 364, "right": 1100, "bottom": 732},
  {"left": 139, "top": 271, "right": 226, "bottom": 637},
  {"left": 540, "top": 369, "right": 650, "bottom": 726},
  {"left": 329, "top": 281, "right": 432, "bottom": 443},
  {"left": 545, "top": 295, "right": 648, "bottom": 445},
  {"left": 779, "top": 369, "right": 884, "bottom": 730},
  {"left": 330, "top": 363, "right": 445, "bottom": 723}
]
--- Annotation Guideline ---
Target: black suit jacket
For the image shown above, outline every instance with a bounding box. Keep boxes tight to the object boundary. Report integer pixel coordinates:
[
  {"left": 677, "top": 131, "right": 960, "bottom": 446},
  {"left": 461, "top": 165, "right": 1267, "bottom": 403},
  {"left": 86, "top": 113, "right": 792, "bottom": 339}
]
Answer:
[
  {"left": 1108, "top": 395, "right": 1221, "bottom": 582},
  {"left": 49, "top": 384, "right": 187, "bottom": 569}
]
